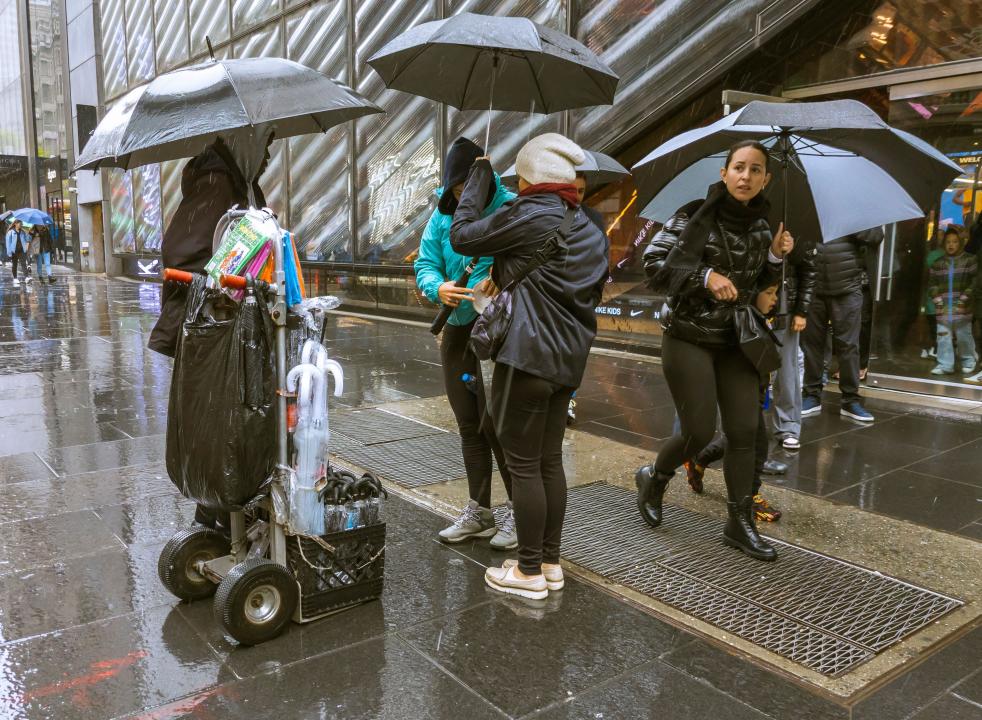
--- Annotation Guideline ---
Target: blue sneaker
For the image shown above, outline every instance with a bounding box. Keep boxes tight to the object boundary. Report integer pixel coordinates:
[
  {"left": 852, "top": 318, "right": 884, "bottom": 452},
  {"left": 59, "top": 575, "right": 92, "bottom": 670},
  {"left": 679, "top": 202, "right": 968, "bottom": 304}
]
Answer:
[
  {"left": 801, "top": 395, "right": 822, "bottom": 417},
  {"left": 840, "top": 401, "right": 874, "bottom": 423}
]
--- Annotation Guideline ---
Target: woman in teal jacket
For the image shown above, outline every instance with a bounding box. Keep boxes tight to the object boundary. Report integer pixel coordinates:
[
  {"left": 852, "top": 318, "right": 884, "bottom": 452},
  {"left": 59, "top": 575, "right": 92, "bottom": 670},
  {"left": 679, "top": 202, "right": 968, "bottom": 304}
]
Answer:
[{"left": 415, "top": 138, "right": 516, "bottom": 548}]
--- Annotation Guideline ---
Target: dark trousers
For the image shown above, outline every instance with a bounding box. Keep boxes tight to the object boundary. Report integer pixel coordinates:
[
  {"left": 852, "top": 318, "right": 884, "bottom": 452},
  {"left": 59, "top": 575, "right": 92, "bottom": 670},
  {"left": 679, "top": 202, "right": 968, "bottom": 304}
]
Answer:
[
  {"left": 655, "top": 335, "right": 760, "bottom": 503},
  {"left": 491, "top": 363, "right": 574, "bottom": 575},
  {"left": 10, "top": 247, "right": 28, "bottom": 279},
  {"left": 441, "top": 321, "right": 512, "bottom": 508},
  {"left": 859, "top": 285, "right": 873, "bottom": 370},
  {"left": 695, "top": 407, "right": 767, "bottom": 496},
  {"left": 803, "top": 289, "right": 863, "bottom": 404}
]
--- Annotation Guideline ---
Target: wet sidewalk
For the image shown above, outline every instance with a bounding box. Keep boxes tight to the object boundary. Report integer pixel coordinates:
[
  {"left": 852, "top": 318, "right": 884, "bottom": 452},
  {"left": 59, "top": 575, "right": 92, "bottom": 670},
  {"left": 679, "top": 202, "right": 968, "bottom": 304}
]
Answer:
[{"left": 0, "top": 269, "right": 980, "bottom": 720}]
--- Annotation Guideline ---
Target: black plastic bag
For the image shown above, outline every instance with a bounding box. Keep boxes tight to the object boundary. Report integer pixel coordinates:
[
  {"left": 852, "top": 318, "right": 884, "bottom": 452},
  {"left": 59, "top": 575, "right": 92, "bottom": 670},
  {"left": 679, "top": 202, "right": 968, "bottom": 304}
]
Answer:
[{"left": 166, "top": 276, "right": 275, "bottom": 510}]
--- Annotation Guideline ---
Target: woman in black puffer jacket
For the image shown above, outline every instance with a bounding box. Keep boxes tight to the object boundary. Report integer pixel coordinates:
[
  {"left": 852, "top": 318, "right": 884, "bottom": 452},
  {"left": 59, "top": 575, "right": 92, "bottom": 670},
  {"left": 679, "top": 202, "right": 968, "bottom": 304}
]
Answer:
[{"left": 638, "top": 140, "right": 793, "bottom": 561}]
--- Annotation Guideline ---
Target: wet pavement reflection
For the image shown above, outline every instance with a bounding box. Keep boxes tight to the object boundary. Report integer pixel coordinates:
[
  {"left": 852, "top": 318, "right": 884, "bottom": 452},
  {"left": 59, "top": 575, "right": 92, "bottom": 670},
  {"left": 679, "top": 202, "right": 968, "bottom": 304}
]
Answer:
[{"left": 0, "top": 270, "right": 980, "bottom": 719}]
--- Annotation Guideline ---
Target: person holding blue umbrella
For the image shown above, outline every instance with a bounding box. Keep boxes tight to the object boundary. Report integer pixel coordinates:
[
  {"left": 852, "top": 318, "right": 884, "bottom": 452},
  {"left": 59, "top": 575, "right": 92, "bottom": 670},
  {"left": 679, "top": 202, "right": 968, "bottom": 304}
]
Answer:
[{"left": 5, "top": 219, "right": 31, "bottom": 287}]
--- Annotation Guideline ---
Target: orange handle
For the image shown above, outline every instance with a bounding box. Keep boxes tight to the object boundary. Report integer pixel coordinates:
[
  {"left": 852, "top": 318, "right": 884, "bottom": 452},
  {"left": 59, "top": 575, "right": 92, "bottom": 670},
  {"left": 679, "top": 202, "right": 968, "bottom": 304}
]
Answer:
[
  {"left": 163, "top": 268, "right": 194, "bottom": 284},
  {"left": 220, "top": 273, "right": 247, "bottom": 290}
]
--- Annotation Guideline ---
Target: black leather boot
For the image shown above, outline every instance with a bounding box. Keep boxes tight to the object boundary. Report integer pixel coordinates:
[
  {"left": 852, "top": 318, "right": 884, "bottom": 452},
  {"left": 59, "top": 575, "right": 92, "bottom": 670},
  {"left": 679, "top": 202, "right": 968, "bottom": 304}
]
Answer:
[
  {"left": 635, "top": 465, "right": 672, "bottom": 528},
  {"left": 723, "top": 496, "right": 777, "bottom": 561}
]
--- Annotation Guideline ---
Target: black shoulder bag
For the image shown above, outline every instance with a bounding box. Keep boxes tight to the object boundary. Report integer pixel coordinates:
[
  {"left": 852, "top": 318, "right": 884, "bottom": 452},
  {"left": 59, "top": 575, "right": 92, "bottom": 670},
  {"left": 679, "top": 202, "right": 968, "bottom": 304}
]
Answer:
[
  {"left": 470, "top": 206, "right": 577, "bottom": 361},
  {"left": 717, "top": 222, "right": 782, "bottom": 377}
]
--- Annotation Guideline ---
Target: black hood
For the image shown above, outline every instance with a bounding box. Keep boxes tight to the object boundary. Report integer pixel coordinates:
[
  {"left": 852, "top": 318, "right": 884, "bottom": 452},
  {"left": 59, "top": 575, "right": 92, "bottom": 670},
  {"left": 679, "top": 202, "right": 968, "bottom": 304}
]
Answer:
[{"left": 438, "top": 137, "right": 486, "bottom": 215}]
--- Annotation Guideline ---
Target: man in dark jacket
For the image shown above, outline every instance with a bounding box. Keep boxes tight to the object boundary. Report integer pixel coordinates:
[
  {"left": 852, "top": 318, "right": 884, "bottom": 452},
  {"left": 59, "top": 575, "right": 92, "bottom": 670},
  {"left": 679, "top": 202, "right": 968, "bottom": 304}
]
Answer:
[
  {"left": 771, "top": 236, "right": 817, "bottom": 449},
  {"left": 801, "top": 227, "right": 883, "bottom": 422},
  {"left": 148, "top": 140, "right": 267, "bottom": 357}
]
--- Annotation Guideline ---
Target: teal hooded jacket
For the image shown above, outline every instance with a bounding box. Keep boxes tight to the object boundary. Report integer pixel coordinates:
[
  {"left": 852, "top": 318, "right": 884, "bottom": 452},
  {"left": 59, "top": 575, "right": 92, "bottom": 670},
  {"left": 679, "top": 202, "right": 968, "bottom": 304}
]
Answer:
[{"left": 414, "top": 173, "right": 515, "bottom": 326}]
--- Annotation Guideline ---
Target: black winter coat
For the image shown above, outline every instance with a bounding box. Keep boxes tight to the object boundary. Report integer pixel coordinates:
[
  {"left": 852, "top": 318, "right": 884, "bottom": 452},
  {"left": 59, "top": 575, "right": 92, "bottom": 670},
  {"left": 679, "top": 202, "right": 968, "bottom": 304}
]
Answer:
[
  {"left": 643, "top": 200, "right": 781, "bottom": 347},
  {"left": 784, "top": 235, "right": 817, "bottom": 318},
  {"left": 814, "top": 228, "right": 883, "bottom": 297},
  {"left": 450, "top": 160, "right": 609, "bottom": 388},
  {"left": 148, "top": 150, "right": 266, "bottom": 357}
]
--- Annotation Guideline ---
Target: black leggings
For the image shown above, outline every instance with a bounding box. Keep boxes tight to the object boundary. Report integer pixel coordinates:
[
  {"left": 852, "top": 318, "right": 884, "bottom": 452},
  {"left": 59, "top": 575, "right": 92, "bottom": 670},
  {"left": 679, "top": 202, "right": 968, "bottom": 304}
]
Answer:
[
  {"left": 491, "top": 363, "right": 574, "bottom": 575},
  {"left": 694, "top": 407, "right": 768, "bottom": 496},
  {"left": 655, "top": 334, "right": 760, "bottom": 502},
  {"left": 10, "top": 248, "right": 28, "bottom": 279},
  {"left": 441, "top": 321, "right": 512, "bottom": 508}
]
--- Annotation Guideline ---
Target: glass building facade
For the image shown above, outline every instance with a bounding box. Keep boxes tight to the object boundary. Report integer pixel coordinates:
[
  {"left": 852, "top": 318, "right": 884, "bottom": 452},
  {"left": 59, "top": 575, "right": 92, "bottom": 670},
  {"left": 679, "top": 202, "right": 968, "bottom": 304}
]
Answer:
[{"left": 67, "top": 0, "right": 982, "bottom": 398}]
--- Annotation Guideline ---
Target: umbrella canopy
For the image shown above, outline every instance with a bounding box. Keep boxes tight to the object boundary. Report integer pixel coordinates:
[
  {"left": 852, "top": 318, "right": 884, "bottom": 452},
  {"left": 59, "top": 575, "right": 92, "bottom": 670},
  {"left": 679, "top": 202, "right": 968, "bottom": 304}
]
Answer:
[
  {"left": 366, "top": 13, "right": 618, "bottom": 113},
  {"left": 8, "top": 208, "right": 54, "bottom": 226},
  {"left": 501, "top": 149, "right": 629, "bottom": 187},
  {"left": 75, "top": 57, "right": 383, "bottom": 174},
  {"left": 634, "top": 100, "right": 961, "bottom": 243}
]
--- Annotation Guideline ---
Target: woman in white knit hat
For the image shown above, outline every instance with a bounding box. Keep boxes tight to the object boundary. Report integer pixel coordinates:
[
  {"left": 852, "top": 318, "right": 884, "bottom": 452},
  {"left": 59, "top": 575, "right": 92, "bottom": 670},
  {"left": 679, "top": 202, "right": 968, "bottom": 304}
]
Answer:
[{"left": 450, "top": 133, "right": 609, "bottom": 600}]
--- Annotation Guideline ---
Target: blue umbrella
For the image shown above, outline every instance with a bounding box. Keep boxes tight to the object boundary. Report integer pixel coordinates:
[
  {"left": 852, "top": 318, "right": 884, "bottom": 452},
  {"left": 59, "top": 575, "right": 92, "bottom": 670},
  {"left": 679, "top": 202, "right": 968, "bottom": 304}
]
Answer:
[
  {"left": 9, "top": 208, "right": 54, "bottom": 226},
  {"left": 633, "top": 100, "right": 961, "bottom": 243}
]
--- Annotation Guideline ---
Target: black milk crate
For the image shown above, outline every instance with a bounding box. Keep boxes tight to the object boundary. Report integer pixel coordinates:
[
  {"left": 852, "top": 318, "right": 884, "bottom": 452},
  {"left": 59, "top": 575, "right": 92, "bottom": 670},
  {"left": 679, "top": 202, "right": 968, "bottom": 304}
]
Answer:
[{"left": 286, "top": 523, "right": 386, "bottom": 621}]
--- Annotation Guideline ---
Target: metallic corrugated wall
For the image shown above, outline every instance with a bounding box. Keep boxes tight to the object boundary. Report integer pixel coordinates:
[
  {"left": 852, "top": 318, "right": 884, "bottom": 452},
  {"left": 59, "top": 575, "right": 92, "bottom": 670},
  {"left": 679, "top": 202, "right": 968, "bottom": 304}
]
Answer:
[{"left": 102, "top": 0, "right": 818, "bottom": 259}]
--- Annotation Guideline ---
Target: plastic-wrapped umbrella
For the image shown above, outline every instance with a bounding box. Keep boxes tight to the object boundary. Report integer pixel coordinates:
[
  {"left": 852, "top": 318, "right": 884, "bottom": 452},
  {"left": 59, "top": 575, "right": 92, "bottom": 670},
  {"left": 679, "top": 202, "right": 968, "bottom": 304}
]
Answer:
[
  {"left": 500, "top": 149, "right": 629, "bottom": 188},
  {"left": 367, "top": 12, "right": 618, "bottom": 148},
  {"left": 74, "top": 52, "right": 384, "bottom": 193},
  {"left": 286, "top": 363, "right": 329, "bottom": 535}
]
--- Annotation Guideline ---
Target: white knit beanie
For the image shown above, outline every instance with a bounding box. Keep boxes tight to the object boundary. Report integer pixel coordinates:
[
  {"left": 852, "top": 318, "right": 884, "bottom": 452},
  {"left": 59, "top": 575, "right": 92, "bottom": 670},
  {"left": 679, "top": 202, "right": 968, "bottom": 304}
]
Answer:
[{"left": 515, "top": 133, "right": 586, "bottom": 185}]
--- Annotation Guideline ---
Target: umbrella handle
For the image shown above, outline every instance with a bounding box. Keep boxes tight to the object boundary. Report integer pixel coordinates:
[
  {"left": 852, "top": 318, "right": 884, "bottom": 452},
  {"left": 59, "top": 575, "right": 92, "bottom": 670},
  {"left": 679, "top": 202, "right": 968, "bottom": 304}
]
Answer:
[{"left": 163, "top": 268, "right": 194, "bottom": 284}]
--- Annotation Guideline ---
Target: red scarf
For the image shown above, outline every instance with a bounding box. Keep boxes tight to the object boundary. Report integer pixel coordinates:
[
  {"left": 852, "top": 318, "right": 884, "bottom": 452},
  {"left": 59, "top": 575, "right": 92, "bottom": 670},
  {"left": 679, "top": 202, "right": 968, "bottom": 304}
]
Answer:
[{"left": 518, "top": 183, "right": 581, "bottom": 207}]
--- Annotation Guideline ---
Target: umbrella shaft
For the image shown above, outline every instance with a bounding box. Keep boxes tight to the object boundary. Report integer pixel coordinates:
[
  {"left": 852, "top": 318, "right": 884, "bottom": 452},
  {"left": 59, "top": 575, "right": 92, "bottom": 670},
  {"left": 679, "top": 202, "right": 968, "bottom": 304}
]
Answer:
[{"left": 485, "top": 54, "right": 499, "bottom": 152}]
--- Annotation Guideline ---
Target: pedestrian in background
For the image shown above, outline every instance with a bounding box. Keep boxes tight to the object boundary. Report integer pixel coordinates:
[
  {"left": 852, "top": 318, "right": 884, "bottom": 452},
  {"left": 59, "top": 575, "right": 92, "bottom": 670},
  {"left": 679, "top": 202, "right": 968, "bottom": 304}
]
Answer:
[
  {"left": 6, "top": 219, "right": 30, "bottom": 287},
  {"left": 770, "top": 230, "right": 816, "bottom": 451},
  {"left": 966, "top": 216, "right": 982, "bottom": 383},
  {"left": 638, "top": 140, "right": 792, "bottom": 562},
  {"left": 801, "top": 227, "right": 883, "bottom": 422},
  {"left": 451, "top": 133, "right": 609, "bottom": 600},
  {"left": 928, "top": 225, "right": 977, "bottom": 376},
  {"left": 32, "top": 225, "right": 55, "bottom": 283},
  {"left": 415, "top": 137, "right": 516, "bottom": 550}
]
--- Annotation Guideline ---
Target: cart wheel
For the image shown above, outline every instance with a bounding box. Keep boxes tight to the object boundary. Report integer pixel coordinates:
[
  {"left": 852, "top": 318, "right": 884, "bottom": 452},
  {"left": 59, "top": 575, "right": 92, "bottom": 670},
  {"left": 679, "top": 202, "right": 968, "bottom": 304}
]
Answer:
[
  {"left": 213, "top": 559, "right": 298, "bottom": 646},
  {"left": 158, "top": 527, "right": 231, "bottom": 601}
]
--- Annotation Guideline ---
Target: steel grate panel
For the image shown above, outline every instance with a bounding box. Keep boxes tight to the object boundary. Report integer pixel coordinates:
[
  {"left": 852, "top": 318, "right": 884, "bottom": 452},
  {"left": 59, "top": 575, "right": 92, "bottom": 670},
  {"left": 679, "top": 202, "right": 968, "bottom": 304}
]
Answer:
[
  {"left": 563, "top": 483, "right": 962, "bottom": 676},
  {"left": 333, "top": 408, "right": 444, "bottom": 446}
]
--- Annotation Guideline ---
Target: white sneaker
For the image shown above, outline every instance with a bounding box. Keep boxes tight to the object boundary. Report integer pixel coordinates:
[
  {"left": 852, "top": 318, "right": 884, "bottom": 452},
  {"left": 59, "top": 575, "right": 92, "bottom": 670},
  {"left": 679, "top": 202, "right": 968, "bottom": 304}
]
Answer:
[
  {"left": 485, "top": 564, "right": 548, "bottom": 600},
  {"left": 503, "top": 558, "right": 564, "bottom": 590},
  {"left": 781, "top": 435, "right": 801, "bottom": 450},
  {"left": 930, "top": 365, "right": 953, "bottom": 376},
  {"left": 24, "top": 275, "right": 32, "bottom": 284},
  {"left": 965, "top": 370, "right": 982, "bottom": 384},
  {"left": 12, "top": 278, "right": 19, "bottom": 287},
  {"left": 438, "top": 500, "right": 496, "bottom": 543},
  {"left": 962, "top": 363, "right": 976, "bottom": 375}
]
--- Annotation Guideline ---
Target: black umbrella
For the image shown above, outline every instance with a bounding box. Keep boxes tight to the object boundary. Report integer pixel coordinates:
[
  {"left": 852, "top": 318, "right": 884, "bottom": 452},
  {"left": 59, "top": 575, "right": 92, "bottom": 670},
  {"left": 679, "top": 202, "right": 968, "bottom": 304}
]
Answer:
[
  {"left": 75, "top": 54, "right": 383, "bottom": 184},
  {"left": 501, "top": 149, "right": 629, "bottom": 188},
  {"left": 633, "top": 99, "right": 962, "bottom": 320},
  {"left": 367, "top": 12, "right": 617, "bottom": 148}
]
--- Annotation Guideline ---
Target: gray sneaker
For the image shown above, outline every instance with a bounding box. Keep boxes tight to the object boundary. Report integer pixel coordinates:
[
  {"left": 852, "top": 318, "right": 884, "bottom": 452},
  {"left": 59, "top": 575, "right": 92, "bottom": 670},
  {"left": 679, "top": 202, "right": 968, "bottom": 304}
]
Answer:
[
  {"left": 438, "top": 500, "right": 496, "bottom": 543},
  {"left": 489, "top": 501, "right": 518, "bottom": 550}
]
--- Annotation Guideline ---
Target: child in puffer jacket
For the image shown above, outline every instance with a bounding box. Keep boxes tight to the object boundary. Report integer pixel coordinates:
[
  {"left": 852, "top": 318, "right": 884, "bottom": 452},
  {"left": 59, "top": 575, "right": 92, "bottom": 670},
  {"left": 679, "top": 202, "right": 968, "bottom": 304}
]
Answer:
[{"left": 929, "top": 226, "right": 977, "bottom": 375}]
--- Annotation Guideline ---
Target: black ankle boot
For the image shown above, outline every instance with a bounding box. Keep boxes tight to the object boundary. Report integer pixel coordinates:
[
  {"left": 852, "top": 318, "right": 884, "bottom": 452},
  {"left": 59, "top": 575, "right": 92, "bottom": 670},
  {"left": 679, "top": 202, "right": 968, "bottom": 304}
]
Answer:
[
  {"left": 635, "top": 465, "right": 672, "bottom": 528},
  {"left": 723, "top": 497, "right": 777, "bottom": 561}
]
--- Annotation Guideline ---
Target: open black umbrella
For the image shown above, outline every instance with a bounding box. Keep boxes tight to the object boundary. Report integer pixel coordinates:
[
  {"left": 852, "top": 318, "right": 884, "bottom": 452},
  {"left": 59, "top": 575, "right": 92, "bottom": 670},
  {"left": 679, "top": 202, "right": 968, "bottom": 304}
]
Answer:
[
  {"left": 501, "top": 149, "right": 629, "bottom": 188},
  {"left": 75, "top": 55, "right": 383, "bottom": 185},
  {"left": 367, "top": 12, "right": 617, "bottom": 148},
  {"left": 633, "top": 100, "right": 961, "bottom": 320}
]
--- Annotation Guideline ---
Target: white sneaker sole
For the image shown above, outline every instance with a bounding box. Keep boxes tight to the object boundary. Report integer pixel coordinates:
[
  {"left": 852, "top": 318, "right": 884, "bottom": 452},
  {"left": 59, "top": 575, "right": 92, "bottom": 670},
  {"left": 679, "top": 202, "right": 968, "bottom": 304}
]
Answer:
[
  {"left": 484, "top": 573, "right": 548, "bottom": 600},
  {"left": 781, "top": 438, "right": 800, "bottom": 450},
  {"left": 489, "top": 537, "right": 518, "bottom": 550},
  {"left": 438, "top": 526, "right": 496, "bottom": 544},
  {"left": 801, "top": 406, "right": 821, "bottom": 417}
]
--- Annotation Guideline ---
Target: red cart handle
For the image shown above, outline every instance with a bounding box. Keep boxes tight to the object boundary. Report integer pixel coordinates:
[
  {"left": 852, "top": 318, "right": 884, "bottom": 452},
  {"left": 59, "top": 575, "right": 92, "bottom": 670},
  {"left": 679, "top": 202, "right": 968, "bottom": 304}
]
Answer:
[
  {"left": 163, "top": 268, "right": 194, "bottom": 284},
  {"left": 220, "top": 274, "right": 247, "bottom": 290}
]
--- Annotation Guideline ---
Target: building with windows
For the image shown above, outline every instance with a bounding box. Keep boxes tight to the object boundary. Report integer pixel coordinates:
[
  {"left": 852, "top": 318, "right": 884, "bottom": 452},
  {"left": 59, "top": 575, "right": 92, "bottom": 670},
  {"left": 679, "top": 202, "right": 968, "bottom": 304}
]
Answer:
[{"left": 2, "top": 0, "right": 979, "bottom": 401}]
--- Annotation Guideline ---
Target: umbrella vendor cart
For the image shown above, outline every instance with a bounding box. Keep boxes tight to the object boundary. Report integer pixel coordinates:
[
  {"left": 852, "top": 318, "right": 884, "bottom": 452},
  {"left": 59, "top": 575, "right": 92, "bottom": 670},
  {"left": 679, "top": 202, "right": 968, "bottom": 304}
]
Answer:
[{"left": 157, "top": 208, "right": 386, "bottom": 646}]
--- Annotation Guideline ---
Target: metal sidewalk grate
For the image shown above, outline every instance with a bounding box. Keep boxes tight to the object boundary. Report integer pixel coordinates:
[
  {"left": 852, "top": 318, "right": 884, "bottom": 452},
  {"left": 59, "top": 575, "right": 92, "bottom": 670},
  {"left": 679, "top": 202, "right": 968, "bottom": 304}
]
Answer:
[
  {"left": 333, "top": 408, "right": 443, "bottom": 445},
  {"left": 563, "top": 483, "right": 962, "bottom": 677}
]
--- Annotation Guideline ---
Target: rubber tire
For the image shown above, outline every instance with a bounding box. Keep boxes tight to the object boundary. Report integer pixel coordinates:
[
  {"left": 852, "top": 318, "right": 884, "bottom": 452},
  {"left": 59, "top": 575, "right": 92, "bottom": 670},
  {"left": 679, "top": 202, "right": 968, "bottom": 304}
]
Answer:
[
  {"left": 213, "top": 559, "right": 298, "bottom": 646},
  {"left": 158, "top": 527, "right": 231, "bottom": 601}
]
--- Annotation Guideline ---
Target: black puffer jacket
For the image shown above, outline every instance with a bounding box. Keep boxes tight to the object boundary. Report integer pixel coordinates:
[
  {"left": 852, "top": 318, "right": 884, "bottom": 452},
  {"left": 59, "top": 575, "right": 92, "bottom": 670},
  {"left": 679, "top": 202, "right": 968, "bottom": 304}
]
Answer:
[
  {"left": 814, "top": 228, "right": 883, "bottom": 297},
  {"left": 450, "top": 160, "right": 609, "bottom": 388},
  {"left": 784, "top": 236, "right": 818, "bottom": 317},
  {"left": 643, "top": 200, "right": 780, "bottom": 347}
]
